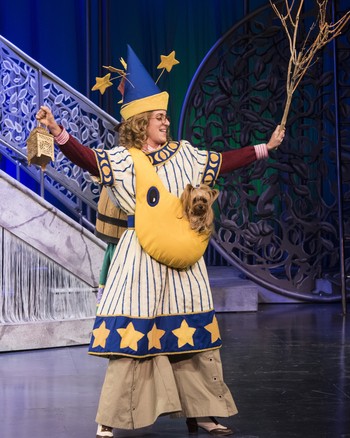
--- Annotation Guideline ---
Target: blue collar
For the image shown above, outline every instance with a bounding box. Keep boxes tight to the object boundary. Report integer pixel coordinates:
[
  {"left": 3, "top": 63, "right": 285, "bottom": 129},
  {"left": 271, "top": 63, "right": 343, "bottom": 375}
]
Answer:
[{"left": 146, "top": 141, "right": 181, "bottom": 166}]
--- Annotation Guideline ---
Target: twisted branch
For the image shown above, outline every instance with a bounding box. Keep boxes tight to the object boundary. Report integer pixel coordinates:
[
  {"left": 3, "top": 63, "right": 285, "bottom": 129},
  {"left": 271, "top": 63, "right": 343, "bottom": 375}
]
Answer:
[{"left": 270, "top": 0, "right": 350, "bottom": 128}]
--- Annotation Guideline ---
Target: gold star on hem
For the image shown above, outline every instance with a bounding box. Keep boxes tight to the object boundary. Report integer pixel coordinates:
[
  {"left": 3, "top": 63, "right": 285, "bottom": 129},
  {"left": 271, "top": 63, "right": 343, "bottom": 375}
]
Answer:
[
  {"left": 92, "top": 321, "right": 110, "bottom": 348},
  {"left": 172, "top": 319, "right": 196, "bottom": 348},
  {"left": 117, "top": 322, "right": 145, "bottom": 351},
  {"left": 91, "top": 73, "right": 113, "bottom": 95},
  {"left": 204, "top": 315, "right": 221, "bottom": 343},
  {"left": 147, "top": 323, "right": 166, "bottom": 350},
  {"left": 157, "top": 51, "right": 180, "bottom": 72}
]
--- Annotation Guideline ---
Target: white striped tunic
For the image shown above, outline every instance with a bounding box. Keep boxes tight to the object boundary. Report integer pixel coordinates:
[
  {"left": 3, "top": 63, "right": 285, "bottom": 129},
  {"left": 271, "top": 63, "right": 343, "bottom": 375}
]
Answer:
[{"left": 89, "top": 140, "right": 222, "bottom": 358}]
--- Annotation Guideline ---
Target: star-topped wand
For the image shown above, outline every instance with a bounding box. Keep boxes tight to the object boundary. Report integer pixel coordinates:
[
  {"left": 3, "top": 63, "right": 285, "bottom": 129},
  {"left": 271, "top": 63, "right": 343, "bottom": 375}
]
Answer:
[
  {"left": 155, "top": 51, "right": 180, "bottom": 84},
  {"left": 91, "top": 57, "right": 129, "bottom": 95}
]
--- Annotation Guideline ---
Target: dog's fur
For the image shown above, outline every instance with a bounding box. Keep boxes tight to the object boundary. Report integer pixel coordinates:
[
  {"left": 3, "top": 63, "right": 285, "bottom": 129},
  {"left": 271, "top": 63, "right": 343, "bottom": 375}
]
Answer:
[{"left": 180, "top": 184, "right": 219, "bottom": 234}]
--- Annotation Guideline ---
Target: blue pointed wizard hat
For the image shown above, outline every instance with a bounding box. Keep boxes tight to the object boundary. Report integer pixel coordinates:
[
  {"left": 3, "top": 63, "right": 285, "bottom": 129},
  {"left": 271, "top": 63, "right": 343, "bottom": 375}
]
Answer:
[{"left": 120, "top": 45, "right": 169, "bottom": 120}]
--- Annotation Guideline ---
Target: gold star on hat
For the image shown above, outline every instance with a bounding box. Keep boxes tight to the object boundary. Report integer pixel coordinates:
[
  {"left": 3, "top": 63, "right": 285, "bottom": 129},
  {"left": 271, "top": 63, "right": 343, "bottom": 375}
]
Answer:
[
  {"left": 155, "top": 51, "right": 180, "bottom": 84},
  {"left": 91, "top": 73, "right": 113, "bottom": 95},
  {"left": 157, "top": 50, "right": 180, "bottom": 72}
]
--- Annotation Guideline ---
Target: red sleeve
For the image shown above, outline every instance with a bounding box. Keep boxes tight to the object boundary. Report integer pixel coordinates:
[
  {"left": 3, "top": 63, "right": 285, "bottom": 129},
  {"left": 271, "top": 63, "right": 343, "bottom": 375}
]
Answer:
[
  {"left": 57, "top": 135, "right": 100, "bottom": 177},
  {"left": 219, "top": 146, "right": 257, "bottom": 175}
]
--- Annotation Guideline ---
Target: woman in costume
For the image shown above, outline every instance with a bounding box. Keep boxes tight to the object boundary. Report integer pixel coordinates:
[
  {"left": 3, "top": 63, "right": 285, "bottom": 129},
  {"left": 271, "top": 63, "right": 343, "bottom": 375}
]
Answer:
[{"left": 36, "top": 46, "right": 285, "bottom": 438}]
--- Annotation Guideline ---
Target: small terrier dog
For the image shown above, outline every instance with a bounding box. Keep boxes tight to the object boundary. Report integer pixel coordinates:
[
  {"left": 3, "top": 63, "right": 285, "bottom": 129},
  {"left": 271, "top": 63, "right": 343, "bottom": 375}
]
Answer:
[{"left": 180, "top": 184, "right": 219, "bottom": 234}]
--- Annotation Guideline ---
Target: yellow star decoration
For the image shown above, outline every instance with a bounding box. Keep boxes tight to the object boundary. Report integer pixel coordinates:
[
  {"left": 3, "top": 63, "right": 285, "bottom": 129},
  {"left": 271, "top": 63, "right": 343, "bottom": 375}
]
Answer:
[
  {"left": 204, "top": 316, "right": 221, "bottom": 343},
  {"left": 119, "top": 57, "right": 127, "bottom": 70},
  {"left": 117, "top": 322, "right": 144, "bottom": 351},
  {"left": 157, "top": 51, "right": 180, "bottom": 72},
  {"left": 92, "top": 321, "right": 110, "bottom": 348},
  {"left": 172, "top": 319, "right": 196, "bottom": 348},
  {"left": 91, "top": 73, "right": 113, "bottom": 95},
  {"left": 147, "top": 323, "right": 166, "bottom": 350}
]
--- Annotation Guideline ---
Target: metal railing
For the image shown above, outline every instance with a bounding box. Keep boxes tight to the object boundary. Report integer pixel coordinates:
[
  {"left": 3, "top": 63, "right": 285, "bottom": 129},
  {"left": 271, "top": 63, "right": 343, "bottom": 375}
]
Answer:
[{"left": 0, "top": 35, "right": 119, "bottom": 232}]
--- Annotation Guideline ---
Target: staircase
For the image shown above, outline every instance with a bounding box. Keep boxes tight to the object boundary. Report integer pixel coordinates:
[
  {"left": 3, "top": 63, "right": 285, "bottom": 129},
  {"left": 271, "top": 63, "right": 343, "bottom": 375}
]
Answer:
[
  {"left": 0, "top": 170, "right": 106, "bottom": 351},
  {"left": 0, "top": 35, "right": 119, "bottom": 351}
]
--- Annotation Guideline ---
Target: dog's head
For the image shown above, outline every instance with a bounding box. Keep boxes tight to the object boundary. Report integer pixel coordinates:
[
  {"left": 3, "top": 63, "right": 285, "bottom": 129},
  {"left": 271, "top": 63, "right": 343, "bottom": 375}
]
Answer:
[{"left": 180, "top": 184, "right": 219, "bottom": 233}]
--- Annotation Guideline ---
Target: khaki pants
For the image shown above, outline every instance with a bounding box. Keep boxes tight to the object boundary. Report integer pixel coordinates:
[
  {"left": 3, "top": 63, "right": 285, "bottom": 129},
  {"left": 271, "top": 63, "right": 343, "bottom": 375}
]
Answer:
[{"left": 96, "top": 349, "right": 237, "bottom": 429}]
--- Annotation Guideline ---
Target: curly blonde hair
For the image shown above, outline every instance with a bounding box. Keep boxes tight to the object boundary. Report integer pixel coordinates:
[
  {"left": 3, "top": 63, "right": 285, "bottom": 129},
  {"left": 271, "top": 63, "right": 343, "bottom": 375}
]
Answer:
[{"left": 117, "top": 111, "right": 151, "bottom": 149}]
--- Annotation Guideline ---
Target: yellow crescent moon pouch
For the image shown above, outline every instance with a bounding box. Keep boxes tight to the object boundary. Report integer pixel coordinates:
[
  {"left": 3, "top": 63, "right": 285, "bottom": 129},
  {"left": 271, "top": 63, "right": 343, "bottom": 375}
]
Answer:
[{"left": 128, "top": 147, "right": 209, "bottom": 270}]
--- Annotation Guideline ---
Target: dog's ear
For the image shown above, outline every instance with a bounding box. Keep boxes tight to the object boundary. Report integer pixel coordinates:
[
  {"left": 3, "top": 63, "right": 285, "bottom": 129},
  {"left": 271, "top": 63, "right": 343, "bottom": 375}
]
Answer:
[
  {"left": 209, "top": 188, "right": 219, "bottom": 204},
  {"left": 180, "top": 184, "right": 194, "bottom": 209}
]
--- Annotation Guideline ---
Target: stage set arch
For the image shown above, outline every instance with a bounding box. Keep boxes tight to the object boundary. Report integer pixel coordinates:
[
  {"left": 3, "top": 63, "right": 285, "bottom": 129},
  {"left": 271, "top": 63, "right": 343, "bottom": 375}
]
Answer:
[{"left": 178, "top": 1, "right": 350, "bottom": 304}]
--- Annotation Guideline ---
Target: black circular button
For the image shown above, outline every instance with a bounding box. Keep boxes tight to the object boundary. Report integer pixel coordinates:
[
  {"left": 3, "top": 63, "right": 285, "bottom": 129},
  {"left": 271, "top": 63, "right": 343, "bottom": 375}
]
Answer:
[{"left": 147, "top": 186, "right": 160, "bottom": 207}]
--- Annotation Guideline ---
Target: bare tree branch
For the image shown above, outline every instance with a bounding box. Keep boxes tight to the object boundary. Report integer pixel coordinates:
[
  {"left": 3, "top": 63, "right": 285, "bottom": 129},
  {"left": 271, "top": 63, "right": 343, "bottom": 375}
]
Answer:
[{"left": 269, "top": 0, "right": 350, "bottom": 129}]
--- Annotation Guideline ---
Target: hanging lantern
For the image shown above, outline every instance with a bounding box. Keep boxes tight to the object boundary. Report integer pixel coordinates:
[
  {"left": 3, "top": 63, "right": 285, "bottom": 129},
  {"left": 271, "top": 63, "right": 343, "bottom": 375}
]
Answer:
[{"left": 27, "top": 125, "right": 54, "bottom": 170}]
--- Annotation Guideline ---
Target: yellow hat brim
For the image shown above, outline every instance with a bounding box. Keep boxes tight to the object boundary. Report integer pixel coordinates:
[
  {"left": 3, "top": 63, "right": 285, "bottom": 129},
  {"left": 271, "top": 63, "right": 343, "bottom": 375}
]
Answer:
[{"left": 120, "top": 91, "right": 169, "bottom": 120}]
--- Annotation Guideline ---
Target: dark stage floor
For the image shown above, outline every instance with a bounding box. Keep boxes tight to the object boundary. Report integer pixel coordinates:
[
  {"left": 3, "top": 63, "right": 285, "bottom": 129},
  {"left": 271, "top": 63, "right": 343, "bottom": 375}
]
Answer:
[{"left": 0, "top": 303, "right": 349, "bottom": 438}]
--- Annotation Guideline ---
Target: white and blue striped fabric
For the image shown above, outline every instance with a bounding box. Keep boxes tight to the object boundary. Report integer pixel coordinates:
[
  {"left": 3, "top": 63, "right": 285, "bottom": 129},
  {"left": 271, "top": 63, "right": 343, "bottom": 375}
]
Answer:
[{"left": 89, "top": 141, "right": 222, "bottom": 358}]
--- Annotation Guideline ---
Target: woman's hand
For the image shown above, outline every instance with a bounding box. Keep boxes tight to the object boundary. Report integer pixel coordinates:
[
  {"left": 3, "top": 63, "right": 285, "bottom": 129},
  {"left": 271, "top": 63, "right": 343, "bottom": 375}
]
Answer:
[
  {"left": 266, "top": 125, "right": 285, "bottom": 151},
  {"left": 36, "top": 106, "right": 62, "bottom": 137}
]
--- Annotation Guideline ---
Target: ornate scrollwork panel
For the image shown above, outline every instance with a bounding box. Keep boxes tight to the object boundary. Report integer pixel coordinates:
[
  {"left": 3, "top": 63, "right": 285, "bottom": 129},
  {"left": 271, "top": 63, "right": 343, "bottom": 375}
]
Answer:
[
  {"left": 179, "top": 4, "right": 350, "bottom": 299},
  {"left": 0, "top": 37, "right": 118, "bottom": 216}
]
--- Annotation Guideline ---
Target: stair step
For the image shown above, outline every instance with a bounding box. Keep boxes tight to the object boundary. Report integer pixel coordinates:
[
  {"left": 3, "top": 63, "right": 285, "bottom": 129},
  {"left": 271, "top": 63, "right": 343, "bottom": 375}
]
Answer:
[
  {"left": 0, "top": 318, "right": 94, "bottom": 352},
  {"left": 208, "top": 266, "right": 258, "bottom": 312}
]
